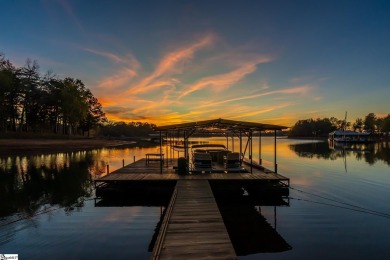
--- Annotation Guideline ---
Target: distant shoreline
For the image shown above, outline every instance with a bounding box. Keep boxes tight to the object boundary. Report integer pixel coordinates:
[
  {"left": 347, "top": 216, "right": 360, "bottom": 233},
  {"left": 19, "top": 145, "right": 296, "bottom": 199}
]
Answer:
[
  {"left": 287, "top": 137, "right": 327, "bottom": 140},
  {"left": 0, "top": 138, "right": 137, "bottom": 156}
]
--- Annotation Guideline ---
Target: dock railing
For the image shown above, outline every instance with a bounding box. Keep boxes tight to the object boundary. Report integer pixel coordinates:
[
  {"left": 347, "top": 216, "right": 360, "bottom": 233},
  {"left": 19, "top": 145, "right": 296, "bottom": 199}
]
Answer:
[{"left": 152, "top": 186, "right": 178, "bottom": 260}]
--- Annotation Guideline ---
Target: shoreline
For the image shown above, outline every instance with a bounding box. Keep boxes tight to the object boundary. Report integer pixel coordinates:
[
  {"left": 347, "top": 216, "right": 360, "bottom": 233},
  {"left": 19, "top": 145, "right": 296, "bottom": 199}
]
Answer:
[{"left": 0, "top": 138, "right": 138, "bottom": 156}]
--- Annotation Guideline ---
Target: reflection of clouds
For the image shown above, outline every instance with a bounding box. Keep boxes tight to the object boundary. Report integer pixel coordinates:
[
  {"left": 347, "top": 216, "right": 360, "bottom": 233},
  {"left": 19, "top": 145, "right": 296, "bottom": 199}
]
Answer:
[{"left": 100, "top": 207, "right": 142, "bottom": 223}]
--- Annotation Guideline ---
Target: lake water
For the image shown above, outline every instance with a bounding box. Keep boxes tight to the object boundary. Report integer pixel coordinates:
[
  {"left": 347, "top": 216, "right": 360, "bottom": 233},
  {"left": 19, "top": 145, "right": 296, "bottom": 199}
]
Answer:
[{"left": 1, "top": 138, "right": 390, "bottom": 259}]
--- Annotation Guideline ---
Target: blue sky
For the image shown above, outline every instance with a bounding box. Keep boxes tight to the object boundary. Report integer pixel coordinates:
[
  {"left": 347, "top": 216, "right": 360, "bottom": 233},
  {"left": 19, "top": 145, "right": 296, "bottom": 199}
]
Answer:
[{"left": 1, "top": 0, "right": 389, "bottom": 126}]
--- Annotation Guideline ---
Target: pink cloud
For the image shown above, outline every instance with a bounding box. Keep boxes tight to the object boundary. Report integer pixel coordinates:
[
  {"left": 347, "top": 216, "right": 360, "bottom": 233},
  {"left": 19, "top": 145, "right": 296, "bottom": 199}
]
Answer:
[
  {"left": 131, "top": 33, "right": 216, "bottom": 94},
  {"left": 198, "top": 85, "right": 313, "bottom": 108},
  {"left": 178, "top": 56, "right": 272, "bottom": 98}
]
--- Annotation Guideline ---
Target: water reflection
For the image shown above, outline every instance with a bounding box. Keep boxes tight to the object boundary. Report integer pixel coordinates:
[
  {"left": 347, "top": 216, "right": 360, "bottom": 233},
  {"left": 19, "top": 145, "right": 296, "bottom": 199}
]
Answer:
[
  {"left": 0, "top": 141, "right": 162, "bottom": 219},
  {"left": 211, "top": 183, "right": 291, "bottom": 255},
  {"left": 0, "top": 152, "right": 95, "bottom": 219},
  {"left": 94, "top": 184, "right": 175, "bottom": 254},
  {"left": 289, "top": 141, "right": 390, "bottom": 166},
  {"left": 94, "top": 181, "right": 292, "bottom": 257}
]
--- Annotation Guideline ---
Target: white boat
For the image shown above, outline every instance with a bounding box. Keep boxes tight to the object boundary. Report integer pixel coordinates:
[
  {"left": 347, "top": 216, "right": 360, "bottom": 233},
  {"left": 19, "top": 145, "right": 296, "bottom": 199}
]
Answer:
[{"left": 328, "top": 130, "right": 371, "bottom": 143}]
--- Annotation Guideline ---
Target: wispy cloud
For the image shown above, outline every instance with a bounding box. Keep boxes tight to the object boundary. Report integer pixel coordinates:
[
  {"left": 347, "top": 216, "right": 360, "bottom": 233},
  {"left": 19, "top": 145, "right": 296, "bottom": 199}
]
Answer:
[
  {"left": 127, "top": 33, "right": 216, "bottom": 95},
  {"left": 96, "top": 68, "right": 137, "bottom": 90},
  {"left": 198, "top": 85, "right": 313, "bottom": 109},
  {"left": 178, "top": 56, "right": 271, "bottom": 98},
  {"left": 57, "top": 0, "right": 84, "bottom": 31},
  {"left": 83, "top": 48, "right": 140, "bottom": 67}
]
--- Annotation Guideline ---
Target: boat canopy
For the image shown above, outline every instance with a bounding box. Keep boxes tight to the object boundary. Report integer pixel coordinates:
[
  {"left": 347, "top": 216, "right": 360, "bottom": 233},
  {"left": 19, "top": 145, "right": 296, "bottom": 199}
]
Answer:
[
  {"left": 329, "top": 131, "right": 370, "bottom": 136},
  {"left": 154, "top": 118, "right": 288, "bottom": 132},
  {"left": 154, "top": 118, "right": 286, "bottom": 174},
  {"left": 191, "top": 144, "right": 227, "bottom": 149}
]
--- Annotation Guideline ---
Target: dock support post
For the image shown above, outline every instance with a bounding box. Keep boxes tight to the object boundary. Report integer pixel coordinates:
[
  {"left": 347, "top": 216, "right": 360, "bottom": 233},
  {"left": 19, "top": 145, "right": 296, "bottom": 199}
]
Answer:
[
  {"left": 239, "top": 132, "right": 242, "bottom": 165},
  {"left": 160, "top": 131, "right": 163, "bottom": 174},
  {"left": 122, "top": 159, "right": 124, "bottom": 167},
  {"left": 250, "top": 130, "right": 253, "bottom": 173},
  {"left": 274, "top": 130, "right": 277, "bottom": 173},
  {"left": 226, "top": 132, "right": 229, "bottom": 150},
  {"left": 166, "top": 132, "right": 169, "bottom": 167},
  {"left": 259, "top": 130, "right": 262, "bottom": 165},
  {"left": 106, "top": 164, "right": 109, "bottom": 174}
]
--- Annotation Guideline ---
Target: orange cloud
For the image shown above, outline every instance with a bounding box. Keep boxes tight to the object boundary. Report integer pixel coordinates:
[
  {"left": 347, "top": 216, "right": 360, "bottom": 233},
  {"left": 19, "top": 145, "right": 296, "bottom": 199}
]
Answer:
[
  {"left": 128, "top": 33, "right": 216, "bottom": 95},
  {"left": 96, "top": 68, "right": 137, "bottom": 90},
  {"left": 178, "top": 56, "right": 272, "bottom": 98},
  {"left": 198, "top": 85, "right": 313, "bottom": 108}
]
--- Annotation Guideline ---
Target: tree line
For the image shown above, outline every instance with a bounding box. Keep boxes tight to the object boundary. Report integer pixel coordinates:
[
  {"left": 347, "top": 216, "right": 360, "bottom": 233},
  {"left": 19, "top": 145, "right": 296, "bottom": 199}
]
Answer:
[
  {"left": 0, "top": 53, "right": 106, "bottom": 136},
  {"left": 289, "top": 113, "right": 390, "bottom": 138},
  {"left": 101, "top": 121, "right": 156, "bottom": 138}
]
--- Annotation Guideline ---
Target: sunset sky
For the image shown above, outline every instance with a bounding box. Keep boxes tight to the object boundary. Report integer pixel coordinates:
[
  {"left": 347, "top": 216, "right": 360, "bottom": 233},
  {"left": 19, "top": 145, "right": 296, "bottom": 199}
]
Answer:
[{"left": 1, "top": 0, "right": 389, "bottom": 126}]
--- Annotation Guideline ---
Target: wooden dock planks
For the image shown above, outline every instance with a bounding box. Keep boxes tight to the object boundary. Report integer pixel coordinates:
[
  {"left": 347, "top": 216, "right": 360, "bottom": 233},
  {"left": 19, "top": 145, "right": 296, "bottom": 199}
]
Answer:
[
  {"left": 96, "top": 158, "right": 289, "bottom": 184},
  {"left": 153, "top": 180, "right": 237, "bottom": 259}
]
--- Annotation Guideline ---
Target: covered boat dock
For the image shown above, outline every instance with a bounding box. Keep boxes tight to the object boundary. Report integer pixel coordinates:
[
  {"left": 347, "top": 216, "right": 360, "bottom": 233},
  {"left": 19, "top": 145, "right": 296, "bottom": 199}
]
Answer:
[{"left": 95, "top": 118, "right": 290, "bottom": 259}]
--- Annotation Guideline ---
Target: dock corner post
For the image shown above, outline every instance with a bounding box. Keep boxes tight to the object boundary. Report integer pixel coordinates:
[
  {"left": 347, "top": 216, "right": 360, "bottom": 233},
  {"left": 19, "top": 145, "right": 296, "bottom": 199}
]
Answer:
[
  {"left": 106, "top": 164, "right": 109, "bottom": 174},
  {"left": 239, "top": 131, "right": 242, "bottom": 166},
  {"left": 165, "top": 131, "right": 168, "bottom": 167},
  {"left": 160, "top": 130, "right": 163, "bottom": 174},
  {"left": 259, "top": 129, "right": 262, "bottom": 165},
  {"left": 226, "top": 132, "right": 229, "bottom": 150},
  {"left": 122, "top": 159, "right": 124, "bottom": 168},
  {"left": 274, "top": 129, "right": 277, "bottom": 173},
  {"left": 250, "top": 130, "right": 253, "bottom": 173}
]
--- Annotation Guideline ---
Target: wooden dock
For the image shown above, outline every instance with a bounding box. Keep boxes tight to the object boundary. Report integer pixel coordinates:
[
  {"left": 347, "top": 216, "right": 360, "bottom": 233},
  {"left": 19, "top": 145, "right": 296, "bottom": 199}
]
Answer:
[
  {"left": 152, "top": 180, "right": 236, "bottom": 259},
  {"left": 95, "top": 158, "right": 289, "bottom": 185},
  {"left": 95, "top": 158, "right": 290, "bottom": 259}
]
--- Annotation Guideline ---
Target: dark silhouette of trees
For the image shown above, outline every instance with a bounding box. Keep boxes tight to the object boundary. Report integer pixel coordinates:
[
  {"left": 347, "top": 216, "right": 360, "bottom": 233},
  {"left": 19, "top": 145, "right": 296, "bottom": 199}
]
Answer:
[
  {"left": 80, "top": 89, "right": 107, "bottom": 137},
  {"left": 0, "top": 52, "right": 106, "bottom": 135},
  {"left": 381, "top": 114, "right": 390, "bottom": 133},
  {"left": 61, "top": 78, "right": 89, "bottom": 135},
  {"left": 288, "top": 118, "right": 337, "bottom": 138},
  {"left": 353, "top": 118, "right": 364, "bottom": 132},
  {"left": 361, "top": 113, "right": 390, "bottom": 135},
  {"left": 364, "top": 113, "right": 377, "bottom": 133},
  {"left": 101, "top": 121, "right": 156, "bottom": 138}
]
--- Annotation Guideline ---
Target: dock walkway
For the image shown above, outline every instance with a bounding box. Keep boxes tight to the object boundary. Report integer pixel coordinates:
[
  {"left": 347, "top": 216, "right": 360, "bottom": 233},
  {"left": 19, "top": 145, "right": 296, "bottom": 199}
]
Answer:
[{"left": 152, "top": 180, "right": 236, "bottom": 259}]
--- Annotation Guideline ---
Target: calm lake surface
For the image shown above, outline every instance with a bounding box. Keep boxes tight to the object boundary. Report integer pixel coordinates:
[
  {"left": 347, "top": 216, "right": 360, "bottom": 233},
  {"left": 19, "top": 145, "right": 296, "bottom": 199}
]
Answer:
[{"left": 1, "top": 137, "right": 390, "bottom": 259}]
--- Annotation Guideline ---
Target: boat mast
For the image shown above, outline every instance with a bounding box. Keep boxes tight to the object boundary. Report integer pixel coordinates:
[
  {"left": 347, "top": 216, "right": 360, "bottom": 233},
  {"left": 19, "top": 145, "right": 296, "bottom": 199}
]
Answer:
[{"left": 344, "top": 111, "right": 347, "bottom": 140}]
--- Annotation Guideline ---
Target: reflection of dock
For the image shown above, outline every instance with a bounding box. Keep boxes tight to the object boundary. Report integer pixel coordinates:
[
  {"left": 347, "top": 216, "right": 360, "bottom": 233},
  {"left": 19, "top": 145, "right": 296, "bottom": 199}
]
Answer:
[{"left": 152, "top": 180, "right": 236, "bottom": 259}]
